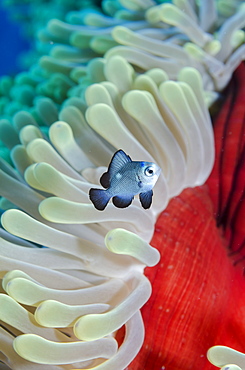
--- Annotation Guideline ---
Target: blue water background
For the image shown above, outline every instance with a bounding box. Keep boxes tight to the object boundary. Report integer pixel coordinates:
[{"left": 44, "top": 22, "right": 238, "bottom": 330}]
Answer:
[{"left": 0, "top": 5, "right": 30, "bottom": 76}]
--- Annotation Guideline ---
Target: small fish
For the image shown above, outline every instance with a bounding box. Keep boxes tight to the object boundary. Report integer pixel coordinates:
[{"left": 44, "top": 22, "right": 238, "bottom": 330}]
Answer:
[{"left": 89, "top": 149, "right": 161, "bottom": 211}]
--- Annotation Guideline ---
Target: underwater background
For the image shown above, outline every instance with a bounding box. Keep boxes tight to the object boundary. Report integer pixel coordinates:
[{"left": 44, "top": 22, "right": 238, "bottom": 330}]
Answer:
[{"left": 0, "top": 5, "right": 30, "bottom": 76}]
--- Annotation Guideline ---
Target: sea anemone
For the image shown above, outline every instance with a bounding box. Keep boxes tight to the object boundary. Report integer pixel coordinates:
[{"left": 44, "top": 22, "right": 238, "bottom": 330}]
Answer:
[
  {"left": 38, "top": 0, "right": 245, "bottom": 98},
  {"left": 208, "top": 346, "right": 245, "bottom": 370},
  {"left": 0, "top": 0, "right": 244, "bottom": 369},
  {"left": 128, "top": 62, "right": 245, "bottom": 370},
  {"left": 0, "top": 55, "right": 215, "bottom": 368}
]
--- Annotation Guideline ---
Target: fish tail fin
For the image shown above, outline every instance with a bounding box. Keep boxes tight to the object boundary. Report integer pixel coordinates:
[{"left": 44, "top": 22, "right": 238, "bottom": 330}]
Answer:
[{"left": 89, "top": 188, "right": 111, "bottom": 210}]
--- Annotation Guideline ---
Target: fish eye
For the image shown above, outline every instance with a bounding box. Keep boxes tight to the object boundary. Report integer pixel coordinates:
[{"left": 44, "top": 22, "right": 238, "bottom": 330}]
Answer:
[{"left": 144, "top": 166, "right": 154, "bottom": 176}]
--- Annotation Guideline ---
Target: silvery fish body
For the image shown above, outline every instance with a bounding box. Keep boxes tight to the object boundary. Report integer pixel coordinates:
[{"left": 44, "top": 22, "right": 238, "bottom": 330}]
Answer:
[{"left": 89, "top": 149, "right": 161, "bottom": 210}]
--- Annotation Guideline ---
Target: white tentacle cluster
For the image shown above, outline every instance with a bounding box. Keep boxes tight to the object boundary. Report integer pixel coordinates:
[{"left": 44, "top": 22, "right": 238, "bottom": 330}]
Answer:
[{"left": 0, "top": 56, "right": 214, "bottom": 368}]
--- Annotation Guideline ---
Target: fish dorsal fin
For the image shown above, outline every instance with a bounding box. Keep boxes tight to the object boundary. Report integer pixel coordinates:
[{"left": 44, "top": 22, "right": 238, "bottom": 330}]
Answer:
[
  {"left": 108, "top": 149, "right": 132, "bottom": 175},
  {"left": 100, "top": 150, "right": 132, "bottom": 188}
]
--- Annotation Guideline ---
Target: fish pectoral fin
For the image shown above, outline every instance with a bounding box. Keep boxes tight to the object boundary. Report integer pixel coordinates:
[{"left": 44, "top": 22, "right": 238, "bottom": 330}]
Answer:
[
  {"left": 112, "top": 195, "right": 133, "bottom": 208},
  {"left": 100, "top": 171, "right": 110, "bottom": 188},
  {"left": 89, "top": 188, "right": 111, "bottom": 211},
  {"left": 139, "top": 190, "right": 153, "bottom": 209}
]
